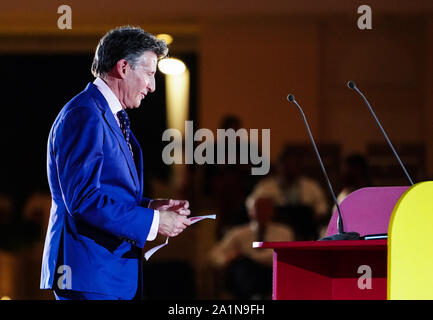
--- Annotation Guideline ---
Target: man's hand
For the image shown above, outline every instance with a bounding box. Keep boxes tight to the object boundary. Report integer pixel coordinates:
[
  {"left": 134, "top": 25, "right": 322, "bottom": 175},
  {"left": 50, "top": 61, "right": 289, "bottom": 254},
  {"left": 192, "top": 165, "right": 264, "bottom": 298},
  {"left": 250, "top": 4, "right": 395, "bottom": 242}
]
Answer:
[
  {"left": 158, "top": 210, "right": 191, "bottom": 237},
  {"left": 149, "top": 199, "right": 190, "bottom": 216}
]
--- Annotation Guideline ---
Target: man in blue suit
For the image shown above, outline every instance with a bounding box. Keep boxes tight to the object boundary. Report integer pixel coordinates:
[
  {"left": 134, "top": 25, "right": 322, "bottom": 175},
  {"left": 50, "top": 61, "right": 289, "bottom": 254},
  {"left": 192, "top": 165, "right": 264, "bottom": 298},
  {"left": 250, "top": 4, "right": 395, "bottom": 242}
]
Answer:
[{"left": 40, "top": 26, "right": 191, "bottom": 300}]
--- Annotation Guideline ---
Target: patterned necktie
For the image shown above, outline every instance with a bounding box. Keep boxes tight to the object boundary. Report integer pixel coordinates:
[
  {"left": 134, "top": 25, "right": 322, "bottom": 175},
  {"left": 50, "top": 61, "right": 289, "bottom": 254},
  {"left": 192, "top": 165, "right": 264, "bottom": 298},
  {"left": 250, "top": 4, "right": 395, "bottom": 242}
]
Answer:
[{"left": 116, "top": 109, "right": 133, "bottom": 155}]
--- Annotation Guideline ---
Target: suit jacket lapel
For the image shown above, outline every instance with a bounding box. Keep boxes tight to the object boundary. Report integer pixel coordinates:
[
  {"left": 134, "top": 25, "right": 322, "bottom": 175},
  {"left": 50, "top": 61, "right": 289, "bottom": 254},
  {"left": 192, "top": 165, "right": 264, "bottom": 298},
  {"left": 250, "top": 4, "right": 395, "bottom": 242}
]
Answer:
[
  {"left": 103, "top": 111, "right": 141, "bottom": 191},
  {"left": 86, "top": 83, "right": 140, "bottom": 192}
]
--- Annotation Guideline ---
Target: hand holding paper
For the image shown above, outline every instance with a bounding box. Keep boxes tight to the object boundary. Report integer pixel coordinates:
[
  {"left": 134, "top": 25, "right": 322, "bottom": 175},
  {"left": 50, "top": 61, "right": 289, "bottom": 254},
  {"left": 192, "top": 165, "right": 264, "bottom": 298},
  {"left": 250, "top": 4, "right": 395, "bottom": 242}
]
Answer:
[
  {"left": 149, "top": 199, "right": 191, "bottom": 216},
  {"left": 144, "top": 213, "right": 216, "bottom": 260},
  {"left": 158, "top": 210, "right": 191, "bottom": 238}
]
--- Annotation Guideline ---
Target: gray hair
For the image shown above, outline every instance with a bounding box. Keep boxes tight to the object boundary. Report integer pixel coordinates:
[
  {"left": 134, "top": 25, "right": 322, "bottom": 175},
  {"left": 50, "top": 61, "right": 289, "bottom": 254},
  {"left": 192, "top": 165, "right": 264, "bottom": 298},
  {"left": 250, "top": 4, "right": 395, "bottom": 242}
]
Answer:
[{"left": 91, "top": 26, "right": 168, "bottom": 78}]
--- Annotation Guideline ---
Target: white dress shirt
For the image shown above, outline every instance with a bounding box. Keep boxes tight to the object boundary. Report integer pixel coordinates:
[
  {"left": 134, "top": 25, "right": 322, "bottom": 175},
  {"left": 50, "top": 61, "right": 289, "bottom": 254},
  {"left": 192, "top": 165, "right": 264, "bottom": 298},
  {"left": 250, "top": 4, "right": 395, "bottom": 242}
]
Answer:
[{"left": 93, "top": 77, "right": 159, "bottom": 241}]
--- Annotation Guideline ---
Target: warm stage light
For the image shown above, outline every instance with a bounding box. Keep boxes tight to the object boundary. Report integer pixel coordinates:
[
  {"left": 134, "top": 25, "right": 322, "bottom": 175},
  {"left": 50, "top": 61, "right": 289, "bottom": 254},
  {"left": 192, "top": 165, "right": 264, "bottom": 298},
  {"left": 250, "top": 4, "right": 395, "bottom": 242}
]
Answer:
[
  {"left": 158, "top": 58, "right": 186, "bottom": 75},
  {"left": 156, "top": 34, "right": 173, "bottom": 45},
  {"left": 1, "top": 296, "right": 11, "bottom": 300},
  {"left": 165, "top": 68, "right": 190, "bottom": 136}
]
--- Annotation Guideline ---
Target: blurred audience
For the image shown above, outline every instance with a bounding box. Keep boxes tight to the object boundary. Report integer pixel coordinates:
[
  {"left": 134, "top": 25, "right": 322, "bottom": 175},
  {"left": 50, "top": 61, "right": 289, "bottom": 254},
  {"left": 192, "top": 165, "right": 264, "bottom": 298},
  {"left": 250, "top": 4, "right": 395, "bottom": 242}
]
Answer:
[
  {"left": 248, "top": 146, "right": 329, "bottom": 240},
  {"left": 22, "top": 190, "right": 51, "bottom": 241},
  {"left": 0, "top": 193, "right": 14, "bottom": 225},
  {"left": 203, "top": 115, "right": 258, "bottom": 239},
  {"left": 0, "top": 190, "right": 50, "bottom": 252},
  {"left": 209, "top": 195, "right": 294, "bottom": 299},
  {"left": 0, "top": 193, "right": 15, "bottom": 249},
  {"left": 336, "top": 153, "right": 372, "bottom": 204},
  {"left": 320, "top": 153, "right": 372, "bottom": 238},
  {"left": 0, "top": 190, "right": 53, "bottom": 299}
]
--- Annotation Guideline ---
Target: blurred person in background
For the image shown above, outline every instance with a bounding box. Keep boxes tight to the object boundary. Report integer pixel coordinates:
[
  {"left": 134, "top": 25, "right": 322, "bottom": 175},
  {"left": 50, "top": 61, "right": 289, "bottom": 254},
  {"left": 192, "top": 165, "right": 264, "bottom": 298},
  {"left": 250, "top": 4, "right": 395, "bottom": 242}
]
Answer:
[
  {"left": 22, "top": 190, "right": 52, "bottom": 240},
  {"left": 336, "top": 153, "right": 372, "bottom": 204},
  {"left": 202, "top": 115, "right": 256, "bottom": 239},
  {"left": 320, "top": 153, "right": 372, "bottom": 238},
  {"left": 248, "top": 146, "right": 329, "bottom": 240},
  {"left": 209, "top": 194, "right": 294, "bottom": 299},
  {"left": 0, "top": 193, "right": 13, "bottom": 226},
  {"left": 0, "top": 191, "right": 49, "bottom": 253},
  {"left": 0, "top": 193, "right": 14, "bottom": 249}
]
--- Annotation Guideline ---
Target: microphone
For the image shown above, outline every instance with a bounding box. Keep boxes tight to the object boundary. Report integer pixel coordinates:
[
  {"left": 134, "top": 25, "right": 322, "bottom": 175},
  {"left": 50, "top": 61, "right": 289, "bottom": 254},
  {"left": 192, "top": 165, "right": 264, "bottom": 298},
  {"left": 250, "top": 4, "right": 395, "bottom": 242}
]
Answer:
[
  {"left": 287, "top": 94, "right": 360, "bottom": 241},
  {"left": 347, "top": 81, "right": 414, "bottom": 186}
]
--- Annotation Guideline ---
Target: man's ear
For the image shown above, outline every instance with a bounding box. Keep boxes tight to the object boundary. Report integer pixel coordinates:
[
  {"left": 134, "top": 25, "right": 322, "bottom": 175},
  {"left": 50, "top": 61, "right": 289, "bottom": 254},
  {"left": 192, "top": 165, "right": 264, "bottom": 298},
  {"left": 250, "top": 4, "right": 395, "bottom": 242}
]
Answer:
[{"left": 114, "top": 59, "right": 130, "bottom": 79}]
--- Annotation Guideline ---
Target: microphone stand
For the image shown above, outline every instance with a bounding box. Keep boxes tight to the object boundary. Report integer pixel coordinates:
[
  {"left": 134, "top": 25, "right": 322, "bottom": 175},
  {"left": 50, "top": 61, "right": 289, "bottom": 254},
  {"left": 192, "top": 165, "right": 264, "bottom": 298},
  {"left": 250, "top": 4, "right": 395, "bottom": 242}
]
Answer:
[
  {"left": 347, "top": 81, "right": 414, "bottom": 186},
  {"left": 287, "top": 94, "right": 360, "bottom": 241}
]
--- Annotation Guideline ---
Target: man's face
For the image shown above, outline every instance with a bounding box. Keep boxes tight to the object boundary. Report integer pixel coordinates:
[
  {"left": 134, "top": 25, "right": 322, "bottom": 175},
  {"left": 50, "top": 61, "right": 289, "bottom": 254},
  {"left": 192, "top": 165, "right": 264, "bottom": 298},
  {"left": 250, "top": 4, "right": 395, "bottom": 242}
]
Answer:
[{"left": 120, "top": 50, "right": 158, "bottom": 109}]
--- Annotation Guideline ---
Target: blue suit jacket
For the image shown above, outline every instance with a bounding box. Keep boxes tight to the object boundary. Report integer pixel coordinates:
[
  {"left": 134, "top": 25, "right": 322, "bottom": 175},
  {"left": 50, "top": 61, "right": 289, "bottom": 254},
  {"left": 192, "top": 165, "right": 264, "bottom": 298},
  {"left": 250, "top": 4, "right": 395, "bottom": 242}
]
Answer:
[{"left": 40, "top": 83, "right": 155, "bottom": 299}]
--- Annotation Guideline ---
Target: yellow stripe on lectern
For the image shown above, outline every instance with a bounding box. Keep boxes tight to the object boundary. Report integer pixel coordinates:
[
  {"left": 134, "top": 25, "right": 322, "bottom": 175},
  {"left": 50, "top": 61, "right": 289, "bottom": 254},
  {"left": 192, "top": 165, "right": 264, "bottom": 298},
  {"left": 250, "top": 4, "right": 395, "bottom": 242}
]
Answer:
[{"left": 388, "top": 181, "right": 433, "bottom": 300}]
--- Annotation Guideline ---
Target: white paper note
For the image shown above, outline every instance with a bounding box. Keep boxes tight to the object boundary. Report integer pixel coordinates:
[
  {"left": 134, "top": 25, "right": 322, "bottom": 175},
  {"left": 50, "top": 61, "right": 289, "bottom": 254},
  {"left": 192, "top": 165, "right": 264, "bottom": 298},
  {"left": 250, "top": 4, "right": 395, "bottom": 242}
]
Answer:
[
  {"left": 144, "top": 237, "right": 169, "bottom": 261},
  {"left": 189, "top": 214, "right": 216, "bottom": 225}
]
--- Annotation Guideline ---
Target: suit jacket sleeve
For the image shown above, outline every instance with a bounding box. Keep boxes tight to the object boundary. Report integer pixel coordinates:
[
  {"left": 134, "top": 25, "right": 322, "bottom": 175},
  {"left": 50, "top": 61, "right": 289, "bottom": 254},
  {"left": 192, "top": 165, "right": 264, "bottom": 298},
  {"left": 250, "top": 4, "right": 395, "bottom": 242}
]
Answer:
[{"left": 53, "top": 106, "right": 153, "bottom": 248}]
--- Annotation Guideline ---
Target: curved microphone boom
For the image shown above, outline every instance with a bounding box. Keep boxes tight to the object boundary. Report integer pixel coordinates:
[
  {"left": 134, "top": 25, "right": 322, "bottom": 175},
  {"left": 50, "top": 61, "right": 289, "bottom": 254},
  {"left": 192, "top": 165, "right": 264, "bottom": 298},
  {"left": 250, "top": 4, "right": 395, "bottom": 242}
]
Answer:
[
  {"left": 287, "top": 94, "right": 360, "bottom": 240},
  {"left": 347, "top": 81, "right": 414, "bottom": 186}
]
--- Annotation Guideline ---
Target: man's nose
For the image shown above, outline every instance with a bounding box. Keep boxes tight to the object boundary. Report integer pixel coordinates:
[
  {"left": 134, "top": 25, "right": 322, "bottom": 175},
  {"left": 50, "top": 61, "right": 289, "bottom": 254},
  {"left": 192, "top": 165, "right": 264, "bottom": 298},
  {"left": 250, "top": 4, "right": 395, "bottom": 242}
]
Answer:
[{"left": 147, "top": 79, "right": 155, "bottom": 93}]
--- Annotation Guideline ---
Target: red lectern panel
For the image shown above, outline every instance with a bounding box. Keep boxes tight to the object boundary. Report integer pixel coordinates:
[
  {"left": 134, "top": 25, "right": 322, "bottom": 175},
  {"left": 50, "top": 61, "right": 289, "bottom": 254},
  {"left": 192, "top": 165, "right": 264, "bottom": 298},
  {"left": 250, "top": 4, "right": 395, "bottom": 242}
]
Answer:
[{"left": 254, "top": 240, "right": 387, "bottom": 300}]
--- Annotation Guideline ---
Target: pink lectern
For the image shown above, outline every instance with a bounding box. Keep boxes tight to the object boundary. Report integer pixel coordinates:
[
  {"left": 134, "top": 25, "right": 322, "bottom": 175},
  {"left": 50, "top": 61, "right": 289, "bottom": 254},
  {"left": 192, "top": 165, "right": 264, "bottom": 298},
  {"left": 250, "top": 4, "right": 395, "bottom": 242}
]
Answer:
[{"left": 254, "top": 186, "right": 409, "bottom": 300}]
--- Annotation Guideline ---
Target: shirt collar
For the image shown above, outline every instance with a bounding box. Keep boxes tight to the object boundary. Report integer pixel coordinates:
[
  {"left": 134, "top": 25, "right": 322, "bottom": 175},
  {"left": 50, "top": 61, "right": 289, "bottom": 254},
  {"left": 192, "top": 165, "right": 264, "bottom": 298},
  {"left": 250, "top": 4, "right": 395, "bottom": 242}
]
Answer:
[{"left": 93, "top": 77, "right": 123, "bottom": 115}]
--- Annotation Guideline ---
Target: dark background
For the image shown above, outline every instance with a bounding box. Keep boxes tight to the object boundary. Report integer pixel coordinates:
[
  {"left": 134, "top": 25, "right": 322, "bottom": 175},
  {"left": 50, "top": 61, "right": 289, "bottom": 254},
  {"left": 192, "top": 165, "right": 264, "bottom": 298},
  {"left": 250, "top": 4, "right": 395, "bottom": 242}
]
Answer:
[{"left": 1, "top": 53, "right": 197, "bottom": 212}]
